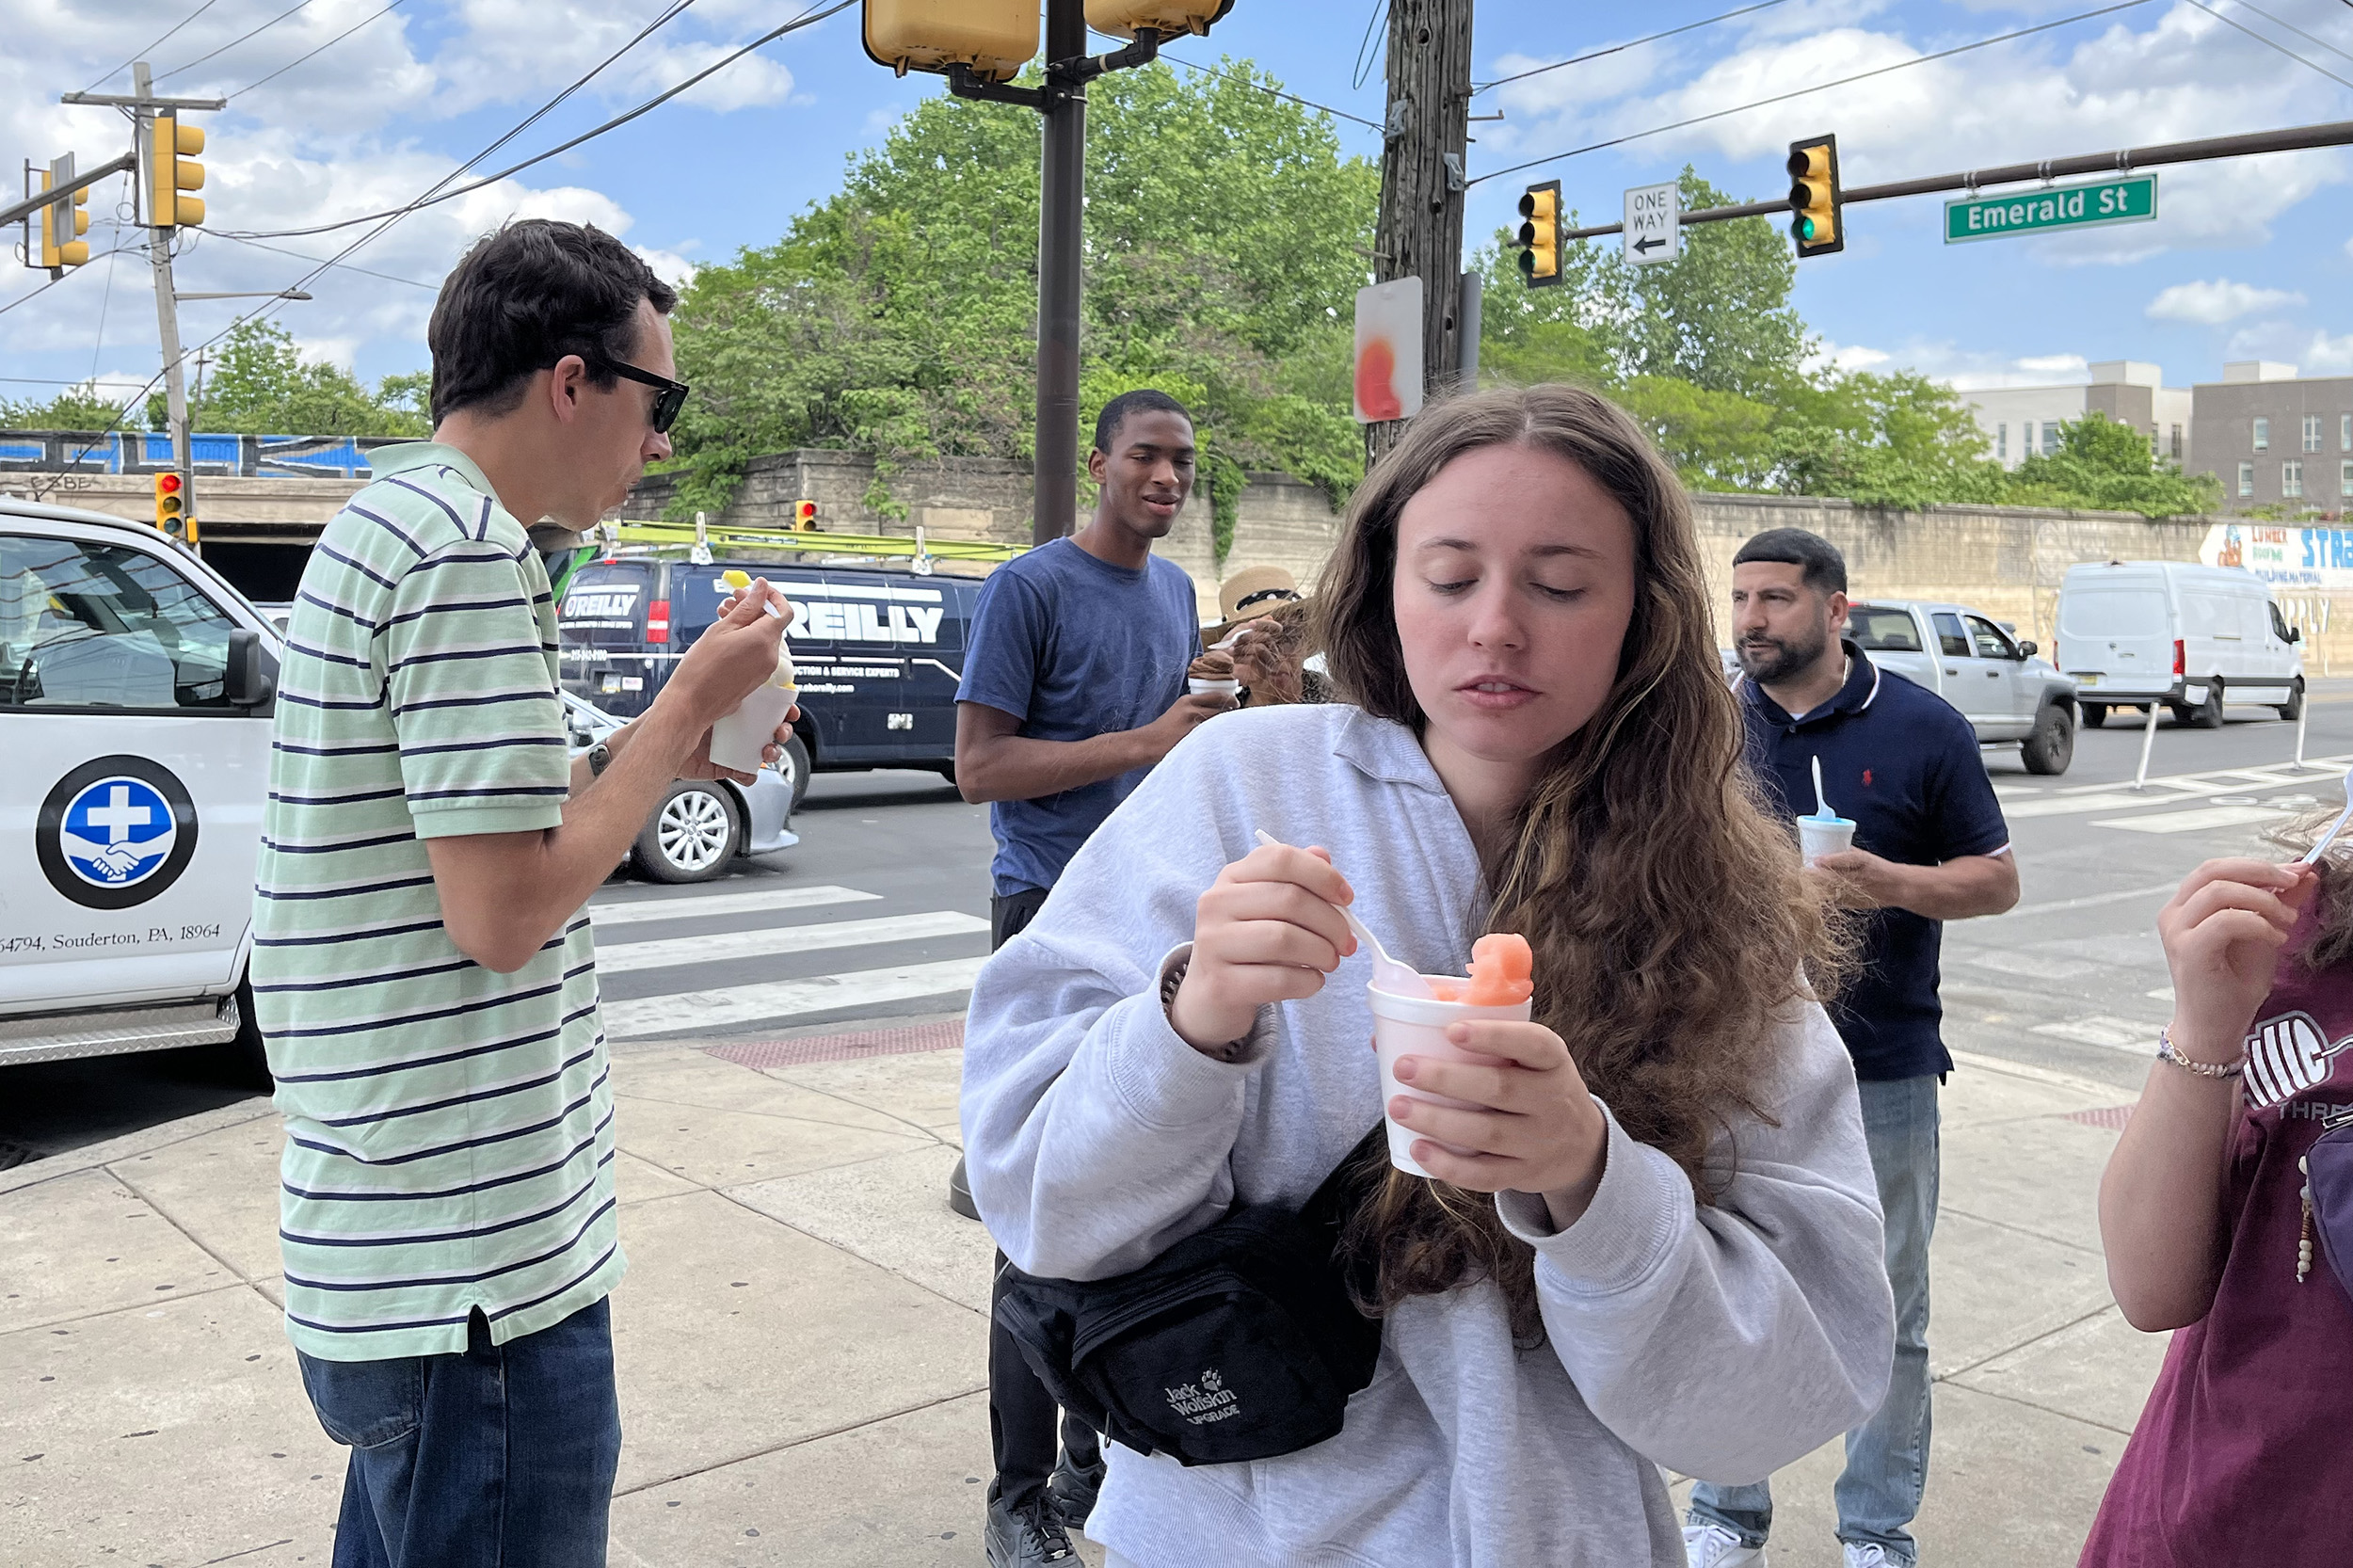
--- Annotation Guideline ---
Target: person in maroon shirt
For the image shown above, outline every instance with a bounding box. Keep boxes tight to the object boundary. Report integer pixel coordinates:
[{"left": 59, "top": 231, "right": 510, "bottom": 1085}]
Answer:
[{"left": 2083, "top": 853, "right": 2353, "bottom": 1566}]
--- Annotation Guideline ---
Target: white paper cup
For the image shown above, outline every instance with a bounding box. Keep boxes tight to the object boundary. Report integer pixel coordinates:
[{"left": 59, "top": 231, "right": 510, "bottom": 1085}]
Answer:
[
  {"left": 1189, "top": 677, "right": 1241, "bottom": 699},
  {"left": 1797, "top": 815, "right": 1856, "bottom": 865},
  {"left": 708, "top": 683, "right": 797, "bottom": 775},
  {"left": 1368, "top": 981, "right": 1533, "bottom": 1177}
]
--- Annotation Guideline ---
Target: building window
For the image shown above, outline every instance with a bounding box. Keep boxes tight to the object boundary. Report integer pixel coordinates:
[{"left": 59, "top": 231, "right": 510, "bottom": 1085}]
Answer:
[
  {"left": 2343, "top": 412, "right": 2351, "bottom": 452},
  {"left": 2343, "top": 458, "right": 2353, "bottom": 497},
  {"left": 2240, "top": 461, "right": 2255, "bottom": 497},
  {"left": 2306, "top": 415, "right": 2324, "bottom": 452},
  {"left": 2170, "top": 424, "right": 2184, "bottom": 459},
  {"left": 1995, "top": 423, "right": 2007, "bottom": 461},
  {"left": 2255, "top": 417, "right": 2270, "bottom": 451},
  {"left": 2041, "top": 421, "right": 2060, "bottom": 455},
  {"left": 2284, "top": 460, "right": 2304, "bottom": 500}
]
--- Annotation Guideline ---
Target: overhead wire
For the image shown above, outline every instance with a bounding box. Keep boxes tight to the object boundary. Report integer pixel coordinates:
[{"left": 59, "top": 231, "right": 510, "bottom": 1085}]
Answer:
[
  {"left": 1473, "top": 0, "right": 1795, "bottom": 94},
  {"left": 1157, "top": 53, "right": 1385, "bottom": 130},
  {"left": 209, "top": 231, "right": 437, "bottom": 288},
  {"left": 1352, "top": 1, "right": 1390, "bottom": 91},
  {"left": 225, "top": 0, "right": 408, "bottom": 100},
  {"left": 158, "top": 0, "right": 318, "bottom": 84},
  {"left": 2217, "top": 0, "right": 2353, "bottom": 65},
  {"left": 2181, "top": 0, "right": 2353, "bottom": 88},
  {"left": 83, "top": 0, "right": 226, "bottom": 93},
  {"left": 1470, "top": 0, "right": 2157, "bottom": 184}
]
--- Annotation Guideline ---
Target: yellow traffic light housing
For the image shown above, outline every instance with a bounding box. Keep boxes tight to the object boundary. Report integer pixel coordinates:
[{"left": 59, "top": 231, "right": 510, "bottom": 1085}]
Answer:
[
  {"left": 792, "top": 501, "right": 819, "bottom": 530},
  {"left": 38, "top": 171, "right": 90, "bottom": 271},
  {"left": 149, "top": 113, "right": 206, "bottom": 229},
  {"left": 152, "top": 472, "right": 193, "bottom": 543},
  {"left": 1517, "top": 181, "right": 1561, "bottom": 288},
  {"left": 1083, "top": 0, "right": 1233, "bottom": 38},
  {"left": 863, "top": 0, "right": 1039, "bottom": 82},
  {"left": 1787, "top": 134, "right": 1843, "bottom": 258}
]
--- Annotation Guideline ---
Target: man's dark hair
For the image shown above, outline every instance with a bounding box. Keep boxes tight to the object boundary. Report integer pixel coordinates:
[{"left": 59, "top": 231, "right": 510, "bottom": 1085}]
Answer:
[
  {"left": 1092, "top": 389, "right": 1192, "bottom": 455},
  {"left": 1733, "top": 527, "right": 1848, "bottom": 596},
  {"left": 427, "top": 219, "right": 678, "bottom": 424}
]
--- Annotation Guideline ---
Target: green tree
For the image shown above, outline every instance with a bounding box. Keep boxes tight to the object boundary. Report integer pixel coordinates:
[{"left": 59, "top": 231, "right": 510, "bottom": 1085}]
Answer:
[
  {"left": 0, "top": 383, "right": 138, "bottom": 430},
  {"left": 2005, "top": 411, "right": 2221, "bottom": 518},
  {"left": 152, "top": 319, "right": 429, "bottom": 436},
  {"left": 1770, "top": 372, "right": 2009, "bottom": 510},
  {"left": 663, "top": 58, "right": 1378, "bottom": 550}
]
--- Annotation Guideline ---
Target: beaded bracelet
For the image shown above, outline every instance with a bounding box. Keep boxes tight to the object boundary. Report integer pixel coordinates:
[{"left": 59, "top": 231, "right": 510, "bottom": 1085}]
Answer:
[
  {"left": 2155, "top": 1026, "right": 2245, "bottom": 1080},
  {"left": 1160, "top": 959, "right": 1253, "bottom": 1064}
]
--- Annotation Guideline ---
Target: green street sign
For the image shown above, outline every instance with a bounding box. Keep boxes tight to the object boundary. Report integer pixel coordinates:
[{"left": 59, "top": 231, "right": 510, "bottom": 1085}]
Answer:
[{"left": 1945, "top": 173, "right": 2157, "bottom": 243}]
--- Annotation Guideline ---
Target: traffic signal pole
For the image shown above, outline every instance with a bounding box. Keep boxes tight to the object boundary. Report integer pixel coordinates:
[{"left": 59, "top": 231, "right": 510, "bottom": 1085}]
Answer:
[
  {"left": 134, "top": 69, "right": 200, "bottom": 549},
  {"left": 1368, "top": 0, "right": 1473, "bottom": 464},
  {"left": 1034, "top": 0, "right": 1087, "bottom": 548}
]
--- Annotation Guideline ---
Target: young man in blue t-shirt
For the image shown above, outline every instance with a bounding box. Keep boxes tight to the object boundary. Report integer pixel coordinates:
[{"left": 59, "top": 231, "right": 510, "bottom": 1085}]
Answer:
[
  {"left": 951, "top": 389, "right": 1231, "bottom": 1568},
  {"left": 1688, "top": 529, "right": 2019, "bottom": 1568}
]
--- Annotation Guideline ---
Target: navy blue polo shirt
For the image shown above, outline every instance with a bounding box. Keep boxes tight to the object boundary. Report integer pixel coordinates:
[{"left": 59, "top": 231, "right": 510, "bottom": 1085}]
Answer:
[{"left": 1738, "top": 641, "right": 2011, "bottom": 1081}]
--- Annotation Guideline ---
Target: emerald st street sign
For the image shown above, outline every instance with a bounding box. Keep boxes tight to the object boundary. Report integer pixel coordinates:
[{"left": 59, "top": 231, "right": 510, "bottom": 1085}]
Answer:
[{"left": 1945, "top": 173, "right": 2157, "bottom": 243}]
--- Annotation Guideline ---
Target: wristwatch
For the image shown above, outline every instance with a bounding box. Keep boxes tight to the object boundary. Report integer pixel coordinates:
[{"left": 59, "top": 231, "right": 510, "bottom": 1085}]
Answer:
[{"left": 587, "top": 741, "right": 613, "bottom": 777}]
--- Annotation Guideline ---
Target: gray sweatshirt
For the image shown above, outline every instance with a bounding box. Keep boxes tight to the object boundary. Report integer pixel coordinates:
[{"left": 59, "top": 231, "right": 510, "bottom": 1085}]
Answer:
[{"left": 961, "top": 704, "right": 1894, "bottom": 1568}]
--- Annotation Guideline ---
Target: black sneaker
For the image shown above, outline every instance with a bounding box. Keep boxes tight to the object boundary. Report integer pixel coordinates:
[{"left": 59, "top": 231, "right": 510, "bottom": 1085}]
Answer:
[
  {"left": 1048, "top": 1453, "right": 1106, "bottom": 1530},
  {"left": 948, "top": 1153, "right": 980, "bottom": 1221},
  {"left": 984, "top": 1490, "right": 1076, "bottom": 1567}
]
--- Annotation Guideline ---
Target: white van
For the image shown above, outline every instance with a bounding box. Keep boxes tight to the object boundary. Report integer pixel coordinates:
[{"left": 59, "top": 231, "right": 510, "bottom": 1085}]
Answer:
[
  {"left": 0, "top": 494, "right": 281, "bottom": 1079},
  {"left": 2057, "top": 560, "right": 2303, "bottom": 728}
]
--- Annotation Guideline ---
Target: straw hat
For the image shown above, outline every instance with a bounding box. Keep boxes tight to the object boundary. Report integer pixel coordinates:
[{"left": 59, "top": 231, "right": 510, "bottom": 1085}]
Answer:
[{"left": 1207, "top": 565, "right": 1305, "bottom": 646}]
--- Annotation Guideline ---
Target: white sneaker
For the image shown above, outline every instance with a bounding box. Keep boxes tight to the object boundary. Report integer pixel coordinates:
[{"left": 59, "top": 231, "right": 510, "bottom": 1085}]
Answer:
[
  {"left": 1843, "top": 1545, "right": 1904, "bottom": 1568},
  {"left": 1683, "top": 1523, "right": 1767, "bottom": 1567}
]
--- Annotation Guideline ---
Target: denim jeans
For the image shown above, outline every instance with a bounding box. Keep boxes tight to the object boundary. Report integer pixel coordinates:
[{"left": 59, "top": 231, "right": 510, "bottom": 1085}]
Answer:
[
  {"left": 1689, "top": 1074, "right": 1939, "bottom": 1564},
  {"left": 296, "top": 1297, "right": 622, "bottom": 1568}
]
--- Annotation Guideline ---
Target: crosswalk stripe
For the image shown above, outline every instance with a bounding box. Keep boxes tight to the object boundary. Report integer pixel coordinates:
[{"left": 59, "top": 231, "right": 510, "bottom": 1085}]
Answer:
[
  {"left": 2031, "top": 1016, "right": 2161, "bottom": 1052},
  {"left": 2090, "top": 804, "right": 2289, "bottom": 835},
  {"left": 595, "top": 911, "right": 990, "bottom": 975},
  {"left": 588, "top": 885, "right": 882, "bottom": 927},
  {"left": 600, "top": 956, "right": 991, "bottom": 1039}
]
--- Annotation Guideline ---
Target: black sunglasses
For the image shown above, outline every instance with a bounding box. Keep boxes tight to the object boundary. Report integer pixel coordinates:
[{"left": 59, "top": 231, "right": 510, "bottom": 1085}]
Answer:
[{"left": 591, "top": 357, "right": 690, "bottom": 435}]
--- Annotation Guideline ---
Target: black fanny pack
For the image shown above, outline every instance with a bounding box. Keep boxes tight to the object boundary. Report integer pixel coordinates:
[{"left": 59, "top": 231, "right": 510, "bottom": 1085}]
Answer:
[{"left": 991, "top": 1126, "right": 1385, "bottom": 1466}]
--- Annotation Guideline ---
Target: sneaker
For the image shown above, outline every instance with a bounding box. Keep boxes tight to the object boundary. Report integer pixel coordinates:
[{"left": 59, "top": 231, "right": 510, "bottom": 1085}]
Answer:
[
  {"left": 1843, "top": 1545, "right": 1906, "bottom": 1568},
  {"left": 1683, "top": 1522, "right": 1767, "bottom": 1567},
  {"left": 984, "top": 1491, "right": 1076, "bottom": 1567},
  {"left": 1048, "top": 1453, "right": 1106, "bottom": 1529},
  {"left": 948, "top": 1153, "right": 979, "bottom": 1222}
]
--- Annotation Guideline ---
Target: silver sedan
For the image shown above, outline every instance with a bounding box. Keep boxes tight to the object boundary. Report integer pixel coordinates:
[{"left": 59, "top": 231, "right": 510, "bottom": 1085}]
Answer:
[{"left": 561, "top": 691, "right": 799, "bottom": 883}]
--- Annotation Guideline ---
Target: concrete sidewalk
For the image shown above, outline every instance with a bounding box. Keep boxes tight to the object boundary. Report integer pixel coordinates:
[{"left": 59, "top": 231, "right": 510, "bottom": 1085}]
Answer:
[{"left": 1, "top": 1023, "right": 2162, "bottom": 1568}]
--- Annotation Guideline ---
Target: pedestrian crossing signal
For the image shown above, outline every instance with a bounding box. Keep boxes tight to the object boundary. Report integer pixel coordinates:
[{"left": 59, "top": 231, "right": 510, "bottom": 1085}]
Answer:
[
  {"left": 1517, "top": 181, "right": 1561, "bottom": 288},
  {"left": 1787, "top": 134, "right": 1843, "bottom": 258},
  {"left": 152, "top": 472, "right": 193, "bottom": 543}
]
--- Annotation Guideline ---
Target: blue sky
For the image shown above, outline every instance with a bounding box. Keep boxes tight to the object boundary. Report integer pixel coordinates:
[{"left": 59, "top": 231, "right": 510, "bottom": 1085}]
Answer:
[{"left": 4, "top": 0, "right": 2349, "bottom": 415}]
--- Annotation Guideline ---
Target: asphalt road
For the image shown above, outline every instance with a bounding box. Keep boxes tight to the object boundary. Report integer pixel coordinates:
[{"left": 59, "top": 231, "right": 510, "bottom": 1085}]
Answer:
[{"left": 10, "top": 685, "right": 2351, "bottom": 1159}]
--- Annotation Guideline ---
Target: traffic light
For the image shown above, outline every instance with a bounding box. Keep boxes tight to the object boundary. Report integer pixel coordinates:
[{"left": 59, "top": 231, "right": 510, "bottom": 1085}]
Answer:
[
  {"left": 149, "top": 112, "right": 206, "bottom": 229},
  {"left": 37, "top": 170, "right": 89, "bottom": 272},
  {"left": 1083, "top": 0, "right": 1234, "bottom": 37},
  {"left": 1786, "top": 134, "right": 1842, "bottom": 259},
  {"left": 152, "top": 472, "right": 194, "bottom": 543},
  {"left": 1516, "top": 180, "right": 1561, "bottom": 288},
  {"left": 792, "top": 500, "right": 819, "bottom": 530},
  {"left": 862, "top": 0, "right": 1039, "bottom": 82}
]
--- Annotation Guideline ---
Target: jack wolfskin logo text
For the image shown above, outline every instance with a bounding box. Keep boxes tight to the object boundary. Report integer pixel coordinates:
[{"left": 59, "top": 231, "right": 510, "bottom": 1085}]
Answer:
[{"left": 1164, "top": 1367, "right": 1241, "bottom": 1425}]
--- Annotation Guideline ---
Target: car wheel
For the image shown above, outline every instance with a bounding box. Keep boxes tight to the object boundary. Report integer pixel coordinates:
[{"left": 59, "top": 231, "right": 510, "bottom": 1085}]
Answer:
[
  {"left": 2020, "top": 703, "right": 2074, "bottom": 776},
  {"left": 780, "top": 733, "right": 811, "bottom": 813},
  {"left": 2279, "top": 680, "right": 2305, "bottom": 722},
  {"left": 633, "top": 781, "right": 741, "bottom": 883},
  {"left": 2193, "top": 680, "right": 2225, "bottom": 729},
  {"left": 2080, "top": 702, "right": 2106, "bottom": 728}
]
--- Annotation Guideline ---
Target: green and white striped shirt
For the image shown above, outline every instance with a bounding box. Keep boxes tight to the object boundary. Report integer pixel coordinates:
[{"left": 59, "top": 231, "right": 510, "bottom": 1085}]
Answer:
[{"left": 253, "top": 442, "right": 621, "bottom": 1362}]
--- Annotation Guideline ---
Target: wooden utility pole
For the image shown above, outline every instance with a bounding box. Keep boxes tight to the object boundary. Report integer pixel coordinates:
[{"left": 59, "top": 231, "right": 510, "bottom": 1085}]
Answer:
[{"left": 1369, "top": 0, "right": 1473, "bottom": 462}]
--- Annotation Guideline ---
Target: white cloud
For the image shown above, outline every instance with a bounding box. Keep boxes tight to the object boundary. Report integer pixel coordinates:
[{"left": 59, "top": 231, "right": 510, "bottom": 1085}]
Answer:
[
  {"left": 633, "top": 245, "right": 700, "bottom": 288},
  {"left": 1805, "top": 339, "right": 1893, "bottom": 374},
  {"left": 2146, "top": 278, "right": 2307, "bottom": 324},
  {"left": 2306, "top": 331, "right": 2353, "bottom": 376}
]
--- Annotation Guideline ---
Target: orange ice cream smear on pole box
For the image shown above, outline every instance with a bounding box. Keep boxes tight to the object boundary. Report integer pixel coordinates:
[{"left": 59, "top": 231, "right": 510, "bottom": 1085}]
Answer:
[{"left": 1424, "top": 933, "right": 1534, "bottom": 1005}]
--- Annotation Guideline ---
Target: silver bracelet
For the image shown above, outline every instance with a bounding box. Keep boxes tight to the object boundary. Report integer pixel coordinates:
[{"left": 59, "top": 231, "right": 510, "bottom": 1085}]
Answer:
[{"left": 2156, "top": 1026, "right": 2245, "bottom": 1080}]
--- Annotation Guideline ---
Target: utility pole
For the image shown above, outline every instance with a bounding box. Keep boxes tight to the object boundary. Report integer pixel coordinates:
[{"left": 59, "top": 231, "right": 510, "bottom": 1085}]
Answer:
[
  {"left": 1369, "top": 0, "right": 1473, "bottom": 463},
  {"left": 1034, "top": 0, "right": 1086, "bottom": 548},
  {"left": 136, "top": 64, "right": 196, "bottom": 547}
]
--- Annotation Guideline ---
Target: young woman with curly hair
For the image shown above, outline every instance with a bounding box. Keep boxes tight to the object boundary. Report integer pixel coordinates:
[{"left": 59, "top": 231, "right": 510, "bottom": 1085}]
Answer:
[{"left": 960, "top": 384, "right": 1897, "bottom": 1567}]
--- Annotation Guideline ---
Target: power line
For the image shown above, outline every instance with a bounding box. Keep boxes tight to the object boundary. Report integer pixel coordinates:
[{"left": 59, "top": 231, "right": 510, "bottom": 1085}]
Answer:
[
  {"left": 1157, "top": 53, "right": 1384, "bottom": 130},
  {"left": 2183, "top": 0, "right": 2353, "bottom": 89},
  {"left": 1472, "top": 0, "right": 1795, "bottom": 94},
  {"left": 1471, "top": 0, "right": 2156, "bottom": 184},
  {"left": 225, "top": 0, "right": 407, "bottom": 101},
  {"left": 84, "top": 0, "right": 226, "bottom": 93},
  {"left": 1352, "top": 1, "right": 1389, "bottom": 92},
  {"left": 2221, "top": 0, "right": 2353, "bottom": 67},
  {"left": 159, "top": 0, "right": 318, "bottom": 85},
  {"left": 208, "top": 231, "right": 436, "bottom": 288},
  {"left": 220, "top": 0, "right": 855, "bottom": 240},
  {"left": 0, "top": 244, "right": 144, "bottom": 319}
]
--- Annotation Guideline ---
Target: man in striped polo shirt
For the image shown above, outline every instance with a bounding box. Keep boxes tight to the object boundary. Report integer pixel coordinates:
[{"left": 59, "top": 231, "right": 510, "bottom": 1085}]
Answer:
[{"left": 254, "top": 219, "right": 793, "bottom": 1568}]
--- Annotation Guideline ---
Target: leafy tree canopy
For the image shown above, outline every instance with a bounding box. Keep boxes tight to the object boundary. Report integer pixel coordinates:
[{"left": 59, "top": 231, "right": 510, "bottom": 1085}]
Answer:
[{"left": 157, "top": 319, "right": 428, "bottom": 437}]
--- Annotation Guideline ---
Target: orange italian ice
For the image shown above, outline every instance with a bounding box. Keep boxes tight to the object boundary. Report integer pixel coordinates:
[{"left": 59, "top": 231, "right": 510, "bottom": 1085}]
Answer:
[{"left": 1425, "top": 933, "right": 1533, "bottom": 1005}]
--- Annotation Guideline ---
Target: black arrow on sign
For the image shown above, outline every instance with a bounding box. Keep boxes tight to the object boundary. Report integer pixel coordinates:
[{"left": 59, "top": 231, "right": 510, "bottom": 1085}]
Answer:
[{"left": 1632, "top": 233, "right": 1669, "bottom": 254}]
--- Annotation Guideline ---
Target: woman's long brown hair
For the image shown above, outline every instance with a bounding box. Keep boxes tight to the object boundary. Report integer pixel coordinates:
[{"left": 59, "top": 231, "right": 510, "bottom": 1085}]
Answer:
[{"left": 1321, "top": 384, "right": 1849, "bottom": 1345}]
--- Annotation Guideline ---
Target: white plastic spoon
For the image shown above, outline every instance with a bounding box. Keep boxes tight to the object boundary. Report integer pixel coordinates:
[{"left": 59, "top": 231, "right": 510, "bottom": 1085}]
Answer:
[
  {"left": 2299, "top": 762, "right": 2353, "bottom": 864},
  {"left": 1811, "top": 753, "right": 1833, "bottom": 819},
  {"left": 1253, "top": 828, "right": 1427, "bottom": 995}
]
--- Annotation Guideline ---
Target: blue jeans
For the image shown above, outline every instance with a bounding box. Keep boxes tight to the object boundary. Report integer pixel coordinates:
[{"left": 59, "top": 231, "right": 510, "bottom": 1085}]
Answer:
[
  {"left": 1689, "top": 1074, "right": 1938, "bottom": 1564},
  {"left": 296, "top": 1298, "right": 622, "bottom": 1568}
]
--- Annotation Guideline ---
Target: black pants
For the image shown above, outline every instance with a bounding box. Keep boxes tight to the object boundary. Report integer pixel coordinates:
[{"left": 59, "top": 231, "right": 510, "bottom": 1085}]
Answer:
[{"left": 985, "top": 886, "right": 1102, "bottom": 1507}]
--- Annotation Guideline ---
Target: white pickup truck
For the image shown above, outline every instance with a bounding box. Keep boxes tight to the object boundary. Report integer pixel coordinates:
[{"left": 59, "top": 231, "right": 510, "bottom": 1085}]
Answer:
[{"left": 1846, "top": 599, "right": 2080, "bottom": 775}]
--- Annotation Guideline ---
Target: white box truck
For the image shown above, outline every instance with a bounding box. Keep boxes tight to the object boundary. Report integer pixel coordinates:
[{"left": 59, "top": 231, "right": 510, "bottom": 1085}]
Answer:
[{"left": 2056, "top": 560, "right": 2304, "bottom": 728}]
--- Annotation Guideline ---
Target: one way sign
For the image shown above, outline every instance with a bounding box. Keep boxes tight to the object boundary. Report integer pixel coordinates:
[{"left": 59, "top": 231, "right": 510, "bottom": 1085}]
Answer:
[{"left": 1624, "top": 182, "right": 1680, "bottom": 265}]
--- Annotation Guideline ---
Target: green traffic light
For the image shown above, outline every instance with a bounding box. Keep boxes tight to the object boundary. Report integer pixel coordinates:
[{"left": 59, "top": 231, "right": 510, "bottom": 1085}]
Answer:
[{"left": 1518, "top": 248, "right": 1536, "bottom": 276}]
